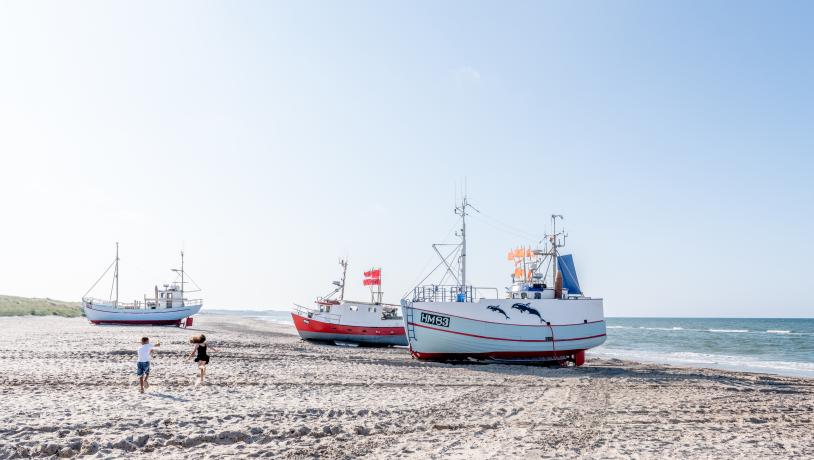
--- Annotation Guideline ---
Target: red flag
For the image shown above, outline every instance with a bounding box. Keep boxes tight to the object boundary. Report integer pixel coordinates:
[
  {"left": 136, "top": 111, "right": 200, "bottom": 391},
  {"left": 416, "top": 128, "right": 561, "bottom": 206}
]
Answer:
[
  {"left": 363, "top": 278, "right": 381, "bottom": 286},
  {"left": 364, "top": 269, "right": 381, "bottom": 278}
]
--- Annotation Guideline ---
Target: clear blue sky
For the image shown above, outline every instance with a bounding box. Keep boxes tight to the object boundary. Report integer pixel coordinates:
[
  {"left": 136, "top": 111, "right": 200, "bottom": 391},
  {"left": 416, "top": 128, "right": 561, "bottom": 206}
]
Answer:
[{"left": 1, "top": 1, "right": 812, "bottom": 317}]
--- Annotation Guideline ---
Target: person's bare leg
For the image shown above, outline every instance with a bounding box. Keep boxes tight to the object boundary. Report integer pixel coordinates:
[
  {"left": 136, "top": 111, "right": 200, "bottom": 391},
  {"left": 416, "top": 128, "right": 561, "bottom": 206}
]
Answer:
[
  {"left": 200, "top": 365, "right": 206, "bottom": 385},
  {"left": 144, "top": 373, "right": 150, "bottom": 390},
  {"left": 139, "top": 375, "right": 145, "bottom": 393}
]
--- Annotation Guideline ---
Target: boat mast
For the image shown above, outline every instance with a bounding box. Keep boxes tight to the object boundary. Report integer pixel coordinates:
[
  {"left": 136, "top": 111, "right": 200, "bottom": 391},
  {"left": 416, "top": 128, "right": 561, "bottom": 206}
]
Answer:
[
  {"left": 181, "top": 250, "right": 184, "bottom": 300},
  {"left": 114, "top": 242, "right": 119, "bottom": 307},
  {"left": 550, "top": 214, "right": 564, "bottom": 286},
  {"left": 376, "top": 268, "right": 382, "bottom": 304},
  {"left": 455, "top": 193, "right": 478, "bottom": 293},
  {"left": 456, "top": 195, "right": 469, "bottom": 289},
  {"left": 339, "top": 258, "right": 348, "bottom": 301}
]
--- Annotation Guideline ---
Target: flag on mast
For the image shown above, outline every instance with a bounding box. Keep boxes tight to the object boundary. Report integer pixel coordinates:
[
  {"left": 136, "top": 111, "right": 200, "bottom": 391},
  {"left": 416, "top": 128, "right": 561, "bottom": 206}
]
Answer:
[{"left": 363, "top": 267, "right": 381, "bottom": 286}]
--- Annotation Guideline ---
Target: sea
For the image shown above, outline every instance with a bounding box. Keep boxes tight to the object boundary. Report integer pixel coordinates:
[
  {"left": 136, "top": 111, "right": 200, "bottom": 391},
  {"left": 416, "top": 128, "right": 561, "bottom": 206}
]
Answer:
[
  {"left": 596, "top": 317, "right": 814, "bottom": 378},
  {"left": 204, "top": 310, "right": 814, "bottom": 378}
]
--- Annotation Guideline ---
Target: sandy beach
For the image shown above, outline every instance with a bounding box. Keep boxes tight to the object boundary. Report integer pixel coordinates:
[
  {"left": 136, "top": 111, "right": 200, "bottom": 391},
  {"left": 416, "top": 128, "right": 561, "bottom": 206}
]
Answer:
[{"left": 0, "top": 316, "right": 812, "bottom": 459}]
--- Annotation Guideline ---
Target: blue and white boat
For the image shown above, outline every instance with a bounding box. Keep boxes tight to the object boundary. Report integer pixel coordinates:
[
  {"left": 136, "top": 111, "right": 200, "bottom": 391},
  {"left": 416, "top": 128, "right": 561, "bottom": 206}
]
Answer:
[
  {"left": 82, "top": 244, "right": 203, "bottom": 326},
  {"left": 401, "top": 199, "right": 606, "bottom": 365}
]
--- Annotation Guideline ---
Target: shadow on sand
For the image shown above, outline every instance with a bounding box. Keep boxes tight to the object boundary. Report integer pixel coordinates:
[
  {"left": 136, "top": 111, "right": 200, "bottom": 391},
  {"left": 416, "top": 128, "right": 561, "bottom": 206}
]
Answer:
[{"left": 149, "top": 392, "right": 191, "bottom": 403}]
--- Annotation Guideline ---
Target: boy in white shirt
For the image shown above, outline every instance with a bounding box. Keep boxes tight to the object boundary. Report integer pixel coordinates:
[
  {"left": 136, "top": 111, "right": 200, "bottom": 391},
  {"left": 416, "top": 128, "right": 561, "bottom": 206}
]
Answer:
[{"left": 136, "top": 337, "right": 160, "bottom": 393}]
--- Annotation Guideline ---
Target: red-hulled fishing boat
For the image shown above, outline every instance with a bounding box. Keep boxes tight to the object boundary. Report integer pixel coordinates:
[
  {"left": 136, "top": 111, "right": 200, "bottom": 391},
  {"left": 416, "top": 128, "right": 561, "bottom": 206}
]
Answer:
[{"left": 291, "top": 259, "right": 407, "bottom": 346}]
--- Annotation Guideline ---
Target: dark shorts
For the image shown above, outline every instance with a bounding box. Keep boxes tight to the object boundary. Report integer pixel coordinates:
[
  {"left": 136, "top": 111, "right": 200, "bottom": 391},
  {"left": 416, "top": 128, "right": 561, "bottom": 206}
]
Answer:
[
  {"left": 136, "top": 361, "right": 150, "bottom": 376},
  {"left": 194, "top": 357, "right": 210, "bottom": 365}
]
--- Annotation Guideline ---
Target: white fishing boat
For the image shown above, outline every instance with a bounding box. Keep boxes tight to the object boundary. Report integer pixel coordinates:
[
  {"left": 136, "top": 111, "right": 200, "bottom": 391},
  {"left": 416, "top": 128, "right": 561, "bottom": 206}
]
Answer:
[
  {"left": 82, "top": 244, "right": 203, "bottom": 326},
  {"left": 291, "top": 259, "right": 407, "bottom": 346},
  {"left": 401, "top": 198, "right": 606, "bottom": 365}
]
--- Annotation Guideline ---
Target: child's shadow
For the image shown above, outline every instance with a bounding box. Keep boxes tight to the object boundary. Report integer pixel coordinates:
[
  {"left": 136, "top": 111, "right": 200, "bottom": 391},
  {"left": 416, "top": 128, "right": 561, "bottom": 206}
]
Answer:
[{"left": 149, "top": 392, "right": 190, "bottom": 403}]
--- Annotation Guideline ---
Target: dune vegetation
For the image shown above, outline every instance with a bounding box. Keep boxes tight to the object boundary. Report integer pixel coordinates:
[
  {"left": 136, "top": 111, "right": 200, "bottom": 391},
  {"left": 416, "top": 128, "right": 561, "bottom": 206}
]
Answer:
[{"left": 0, "top": 295, "right": 83, "bottom": 317}]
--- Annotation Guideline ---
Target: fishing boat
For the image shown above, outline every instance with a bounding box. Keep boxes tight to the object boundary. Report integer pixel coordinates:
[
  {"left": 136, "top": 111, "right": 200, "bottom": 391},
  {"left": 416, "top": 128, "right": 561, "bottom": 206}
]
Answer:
[
  {"left": 401, "top": 197, "right": 606, "bottom": 365},
  {"left": 82, "top": 244, "right": 203, "bottom": 325},
  {"left": 291, "top": 259, "right": 407, "bottom": 346}
]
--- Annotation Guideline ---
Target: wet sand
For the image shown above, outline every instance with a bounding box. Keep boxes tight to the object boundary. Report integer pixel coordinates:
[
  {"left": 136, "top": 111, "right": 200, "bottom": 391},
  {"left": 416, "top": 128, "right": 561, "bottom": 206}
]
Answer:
[{"left": 0, "top": 315, "right": 812, "bottom": 459}]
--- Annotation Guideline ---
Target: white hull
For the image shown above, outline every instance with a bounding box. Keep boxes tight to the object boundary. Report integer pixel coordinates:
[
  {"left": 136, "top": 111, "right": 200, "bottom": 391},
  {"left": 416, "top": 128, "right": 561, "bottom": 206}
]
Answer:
[
  {"left": 402, "top": 298, "right": 605, "bottom": 361},
  {"left": 83, "top": 301, "right": 202, "bottom": 325}
]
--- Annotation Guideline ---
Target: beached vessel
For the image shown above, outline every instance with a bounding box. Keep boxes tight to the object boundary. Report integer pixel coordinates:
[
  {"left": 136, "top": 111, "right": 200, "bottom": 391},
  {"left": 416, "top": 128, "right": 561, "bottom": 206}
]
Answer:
[
  {"left": 82, "top": 244, "right": 203, "bottom": 325},
  {"left": 291, "top": 259, "right": 407, "bottom": 346},
  {"left": 401, "top": 198, "right": 606, "bottom": 364}
]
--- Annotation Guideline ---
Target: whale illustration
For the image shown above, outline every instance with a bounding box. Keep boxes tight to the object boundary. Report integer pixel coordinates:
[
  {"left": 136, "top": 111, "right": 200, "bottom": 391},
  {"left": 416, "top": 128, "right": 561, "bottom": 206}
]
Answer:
[
  {"left": 486, "top": 305, "right": 510, "bottom": 320},
  {"left": 510, "top": 302, "right": 545, "bottom": 323}
]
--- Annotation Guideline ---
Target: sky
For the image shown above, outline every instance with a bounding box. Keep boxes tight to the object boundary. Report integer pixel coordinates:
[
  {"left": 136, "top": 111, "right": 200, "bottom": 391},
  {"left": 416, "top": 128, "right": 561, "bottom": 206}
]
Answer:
[{"left": 1, "top": 1, "right": 812, "bottom": 317}]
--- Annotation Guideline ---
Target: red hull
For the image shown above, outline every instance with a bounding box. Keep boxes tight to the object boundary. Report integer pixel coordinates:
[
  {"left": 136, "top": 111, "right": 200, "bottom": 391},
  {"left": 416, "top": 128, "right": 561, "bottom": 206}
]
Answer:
[
  {"left": 410, "top": 348, "right": 587, "bottom": 363},
  {"left": 291, "top": 313, "right": 407, "bottom": 346}
]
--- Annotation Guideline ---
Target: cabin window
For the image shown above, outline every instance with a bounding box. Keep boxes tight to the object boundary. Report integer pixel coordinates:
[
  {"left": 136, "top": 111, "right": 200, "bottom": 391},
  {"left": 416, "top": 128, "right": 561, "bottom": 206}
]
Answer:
[
  {"left": 534, "top": 293, "right": 541, "bottom": 299},
  {"left": 349, "top": 306, "right": 358, "bottom": 312},
  {"left": 160, "top": 293, "right": 164, "bottom": 299},
  {"left": 521, "top": 293, "right": 527, "bottom": 299}
]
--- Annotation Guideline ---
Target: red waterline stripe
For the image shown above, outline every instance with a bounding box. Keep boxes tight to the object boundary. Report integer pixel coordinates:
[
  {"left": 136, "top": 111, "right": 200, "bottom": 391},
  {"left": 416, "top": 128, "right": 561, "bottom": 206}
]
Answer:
[
  {"left": 90, "top": 320, "right": 181, "bottom": 325},
  {"left": 408, "top": 322, "right": 606, "bottom": 343},
  {"left": 412, "top": 307, "right": 604, "bottom": 327},
  {"left": 84, "top": 305, "right": 194, "bottom": 315}
]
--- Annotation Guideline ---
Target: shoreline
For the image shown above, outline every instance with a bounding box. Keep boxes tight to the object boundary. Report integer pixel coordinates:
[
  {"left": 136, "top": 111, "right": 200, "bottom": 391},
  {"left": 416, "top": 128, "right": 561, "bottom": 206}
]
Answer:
[{"left": 0, "top": 315, "right": 812, "bottom": 458}]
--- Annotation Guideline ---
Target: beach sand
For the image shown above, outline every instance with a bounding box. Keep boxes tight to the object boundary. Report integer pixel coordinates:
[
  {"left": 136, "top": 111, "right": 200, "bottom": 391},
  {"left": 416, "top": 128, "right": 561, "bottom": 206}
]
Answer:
[{"left": 0, "top": 316, "right": 812, "bottom": 459}]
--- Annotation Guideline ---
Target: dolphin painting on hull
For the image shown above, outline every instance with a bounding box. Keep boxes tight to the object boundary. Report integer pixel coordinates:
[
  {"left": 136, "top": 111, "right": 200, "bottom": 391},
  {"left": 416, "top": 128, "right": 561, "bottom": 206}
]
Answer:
[
  {"left": 510, "top": 302, "right": 545, "bottom": 323},
  {"left": 486, "top": 305, "right": 510, "bottom": 320}
]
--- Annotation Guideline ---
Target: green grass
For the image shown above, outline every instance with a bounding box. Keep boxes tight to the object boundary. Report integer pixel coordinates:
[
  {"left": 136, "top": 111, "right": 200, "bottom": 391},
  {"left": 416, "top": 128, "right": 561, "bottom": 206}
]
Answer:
[{"left": 0, "top": 295, "right": 84, "bottom": 317}]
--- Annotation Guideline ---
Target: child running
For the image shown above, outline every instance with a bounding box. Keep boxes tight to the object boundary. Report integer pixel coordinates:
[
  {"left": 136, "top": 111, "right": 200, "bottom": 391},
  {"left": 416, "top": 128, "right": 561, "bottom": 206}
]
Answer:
[
  {"left": 187, "top": 334, "right": 216, "bottom": 385},
  {"left": 136, "top": 337, "right": 160, "bottom": 393}
]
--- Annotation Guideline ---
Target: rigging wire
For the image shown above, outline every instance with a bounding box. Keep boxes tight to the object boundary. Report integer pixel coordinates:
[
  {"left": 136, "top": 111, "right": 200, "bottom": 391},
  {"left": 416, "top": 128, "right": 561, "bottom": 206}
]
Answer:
[
  {"left": 177, "top": 270, "right": 203, "bottom": 293},
  {"left": 83, "top": 258, "right": 117, "bottom": 299},
  {"left": 470, "top": 213, "right": 538, "bottom": 242},
  {"left": 400, "top": 244, "right": 461, "bottom": 300},
  {"left": 470, "top": 211, "right": 540, "bottom": 241},
  {"left": 400, "top": 219, "right": 461, "bottom": 298}
]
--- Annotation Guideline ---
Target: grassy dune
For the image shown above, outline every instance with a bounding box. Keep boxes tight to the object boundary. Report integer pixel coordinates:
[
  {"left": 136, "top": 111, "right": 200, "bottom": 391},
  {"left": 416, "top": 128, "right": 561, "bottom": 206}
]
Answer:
[{"left": 0, "top": 295, "right": 83, "bottom": 317}]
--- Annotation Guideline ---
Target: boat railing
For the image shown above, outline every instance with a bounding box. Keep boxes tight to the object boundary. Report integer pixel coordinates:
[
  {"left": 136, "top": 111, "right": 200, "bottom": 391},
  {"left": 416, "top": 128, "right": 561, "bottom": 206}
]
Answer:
[
  {"left": 293, "top": 303, "right": 342, "bottom": 324},
  {"left": 411, "top": 285, "right": 500, "bottom": 303},
  {"left": 411, "top": 285, "right": 472, "bottom": 303}
]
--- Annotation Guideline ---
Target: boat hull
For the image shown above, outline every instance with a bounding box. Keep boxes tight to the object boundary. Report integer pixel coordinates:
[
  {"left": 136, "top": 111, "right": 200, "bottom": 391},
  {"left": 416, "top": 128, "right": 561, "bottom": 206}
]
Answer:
[
  {"left": 83, "top": 302, "right": 202, "bottom": 326},
  {"left": 403, "top": 298, "right": 605, "bottom": 362},
  {"left": 291, "top": 312, "right": 407, "bottom": 346}
]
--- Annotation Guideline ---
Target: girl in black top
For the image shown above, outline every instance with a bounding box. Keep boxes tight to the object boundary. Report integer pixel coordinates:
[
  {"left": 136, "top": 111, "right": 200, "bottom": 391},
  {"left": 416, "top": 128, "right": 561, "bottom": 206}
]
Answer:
[{"left": 187, "top": 334, "right": 216, "bottom": 385}]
